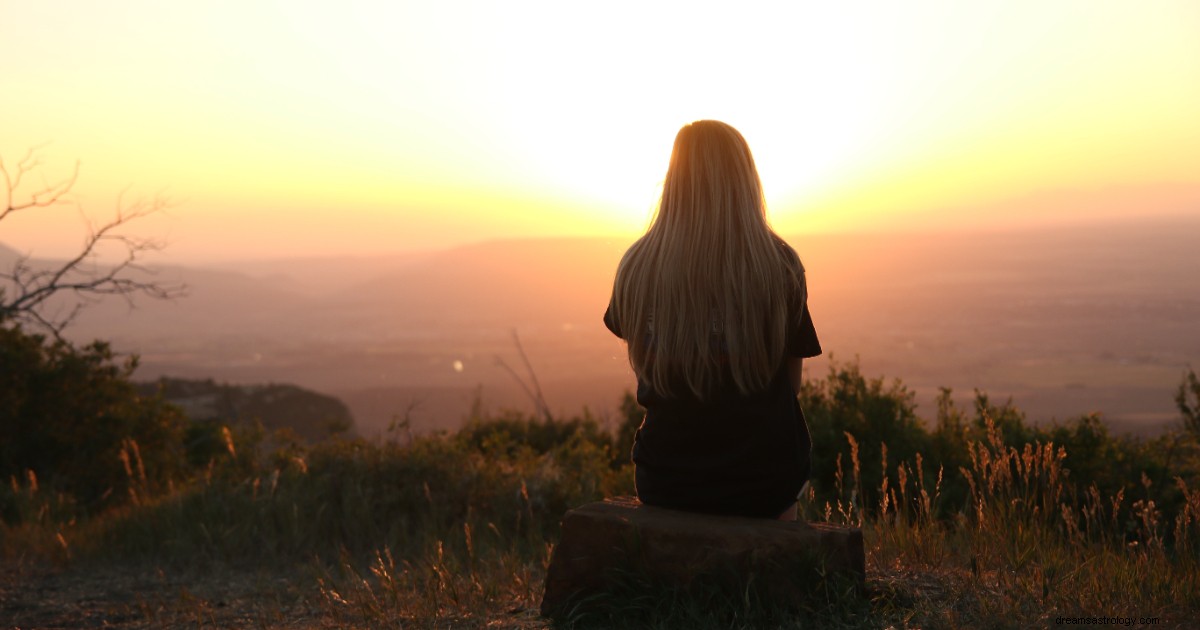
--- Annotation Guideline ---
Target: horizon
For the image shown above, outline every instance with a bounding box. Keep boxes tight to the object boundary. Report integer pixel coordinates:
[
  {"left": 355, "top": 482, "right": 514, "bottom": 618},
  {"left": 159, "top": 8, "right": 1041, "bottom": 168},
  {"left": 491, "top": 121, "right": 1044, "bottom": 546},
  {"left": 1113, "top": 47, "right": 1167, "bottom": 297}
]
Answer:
[
  {"left": 17, "top": 214, "right": 1193, "bottom": 440},
  {"left": 5, "top": 4, "right": 1200, "bottom": 616},
  {"left": 3, "top": 199, "right": 1197, "bottom": 267},
  {"left": 4, "top": 2, "right": 1199, "bottom": 440},
  {"left": 4, "top": 2, "right": 1200, "bottom": 263}
]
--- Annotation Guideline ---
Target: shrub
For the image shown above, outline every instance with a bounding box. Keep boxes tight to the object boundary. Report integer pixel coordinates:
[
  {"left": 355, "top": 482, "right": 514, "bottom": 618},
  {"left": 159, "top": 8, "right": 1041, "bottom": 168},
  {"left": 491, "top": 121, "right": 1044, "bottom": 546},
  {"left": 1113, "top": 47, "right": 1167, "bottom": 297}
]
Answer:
[
  {"left": 800, "top": 359, "right": 930, "bottom": 512},
  {"left": 0, "top": 324, "right": 186, "bottom": 519}
]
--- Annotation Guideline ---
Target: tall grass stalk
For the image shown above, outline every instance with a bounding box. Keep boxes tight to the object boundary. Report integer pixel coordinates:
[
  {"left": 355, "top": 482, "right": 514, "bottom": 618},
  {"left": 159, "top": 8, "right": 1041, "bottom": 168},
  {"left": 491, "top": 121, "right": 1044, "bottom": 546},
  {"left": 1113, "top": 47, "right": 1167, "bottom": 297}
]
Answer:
[
  {"left": 6, "top": 393, "right": 1200, "bottom": 626},
  {"left": 838, "top": 415, "right": 1200, "bottom": 625}
]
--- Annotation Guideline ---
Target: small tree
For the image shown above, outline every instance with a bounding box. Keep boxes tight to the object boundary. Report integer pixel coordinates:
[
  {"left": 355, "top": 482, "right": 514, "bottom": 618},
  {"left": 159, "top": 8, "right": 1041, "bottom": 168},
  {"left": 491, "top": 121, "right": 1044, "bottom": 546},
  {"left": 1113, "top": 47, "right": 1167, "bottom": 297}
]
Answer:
[
  {"left": 1, "top": 147, "right": 189, "bottom": 519},
  {"left": 1, "top": 147, "right": 185, "bottom": 337},
  {"left": 0, "top": 325, "right": 188, "bottom": 515}
]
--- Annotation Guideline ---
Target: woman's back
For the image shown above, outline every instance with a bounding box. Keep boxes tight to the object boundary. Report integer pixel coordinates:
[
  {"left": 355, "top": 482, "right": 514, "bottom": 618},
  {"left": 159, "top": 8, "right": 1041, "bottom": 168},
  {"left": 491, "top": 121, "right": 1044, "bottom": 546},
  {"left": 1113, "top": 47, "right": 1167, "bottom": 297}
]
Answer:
[{"left": 604, "top": 120, "right": 821, "bottom": 518}]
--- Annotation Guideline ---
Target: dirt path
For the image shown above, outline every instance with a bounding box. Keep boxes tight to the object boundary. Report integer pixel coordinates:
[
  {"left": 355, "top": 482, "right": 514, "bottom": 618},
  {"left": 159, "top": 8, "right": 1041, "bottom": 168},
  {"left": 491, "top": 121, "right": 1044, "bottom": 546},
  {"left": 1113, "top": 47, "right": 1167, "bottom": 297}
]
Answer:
[
  {"left": 0, "top": 561, "right": 547, "bottom": 629},
  {"left": 0, "top": 561, "right": 332, "bottom": 629}
]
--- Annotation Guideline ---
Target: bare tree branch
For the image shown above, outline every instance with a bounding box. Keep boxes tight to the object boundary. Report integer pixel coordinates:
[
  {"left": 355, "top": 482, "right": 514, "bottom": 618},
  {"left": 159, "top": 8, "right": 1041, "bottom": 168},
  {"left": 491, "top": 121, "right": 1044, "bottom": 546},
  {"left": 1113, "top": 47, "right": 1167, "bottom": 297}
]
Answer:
[
  {"left": 0, "top": 148, "right": 187, "bottom": 338},
  {"left": 0, "top": 146, "right": 79, "bottom": 222},
  {"left": 494, "top": 330, "right": 553, "bottom": 422}
]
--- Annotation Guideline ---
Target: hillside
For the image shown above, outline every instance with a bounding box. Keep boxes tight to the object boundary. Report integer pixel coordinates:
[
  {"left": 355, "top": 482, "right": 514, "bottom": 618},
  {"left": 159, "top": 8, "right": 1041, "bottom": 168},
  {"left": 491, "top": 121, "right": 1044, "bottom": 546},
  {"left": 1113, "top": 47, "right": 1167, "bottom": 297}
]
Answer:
[{"left": 135, "top": 378, "right": 356, "bottom": 443}]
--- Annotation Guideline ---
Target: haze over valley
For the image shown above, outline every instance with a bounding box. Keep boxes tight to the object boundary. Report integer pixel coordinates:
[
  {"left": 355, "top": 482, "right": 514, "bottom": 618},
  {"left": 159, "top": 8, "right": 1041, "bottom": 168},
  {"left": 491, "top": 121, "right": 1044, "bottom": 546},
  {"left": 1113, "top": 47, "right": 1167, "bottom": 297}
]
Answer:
[{"left": 7, "top": 213, "right": 1192, "bottom": 439}]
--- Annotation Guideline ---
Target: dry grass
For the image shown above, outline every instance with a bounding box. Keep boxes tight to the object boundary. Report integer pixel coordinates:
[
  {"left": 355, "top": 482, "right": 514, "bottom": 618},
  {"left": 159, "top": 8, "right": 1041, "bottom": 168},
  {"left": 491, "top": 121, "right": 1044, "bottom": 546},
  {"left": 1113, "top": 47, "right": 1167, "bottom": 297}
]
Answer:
[
  {"left": 4, "top": 409, "right": 1200, "bottom": 628},
  {"left": 816, "top": 417, "right": 1200, "bottom": 628}
]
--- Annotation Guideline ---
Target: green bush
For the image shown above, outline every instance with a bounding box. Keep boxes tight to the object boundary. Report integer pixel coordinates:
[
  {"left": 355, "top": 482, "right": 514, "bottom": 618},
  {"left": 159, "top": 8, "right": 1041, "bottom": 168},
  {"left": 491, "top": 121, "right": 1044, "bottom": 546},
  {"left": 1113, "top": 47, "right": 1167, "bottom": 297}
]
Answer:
[
  {"left": 800, "top": 360, "right": 930, "bottom": 512},
  {"left": 453, "top": 408, "right": 613, "bottom": 460},
  {"left": 0, "top": 324, "right": 186, "bottom": 519},
  {"left": 798, "top": 359, "right": 1200, "bottom": 540},
  {"left": 86, "top": 411, "right": 634, "bottom": 565}
]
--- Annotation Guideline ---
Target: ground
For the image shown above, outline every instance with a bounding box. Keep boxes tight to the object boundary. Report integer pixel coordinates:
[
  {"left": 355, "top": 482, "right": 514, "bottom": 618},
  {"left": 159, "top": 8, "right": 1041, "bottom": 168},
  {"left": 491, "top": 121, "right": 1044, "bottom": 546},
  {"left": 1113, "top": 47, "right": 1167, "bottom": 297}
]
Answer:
[{"left": 0, "top": 560, "right": 549, "bottom": 629}]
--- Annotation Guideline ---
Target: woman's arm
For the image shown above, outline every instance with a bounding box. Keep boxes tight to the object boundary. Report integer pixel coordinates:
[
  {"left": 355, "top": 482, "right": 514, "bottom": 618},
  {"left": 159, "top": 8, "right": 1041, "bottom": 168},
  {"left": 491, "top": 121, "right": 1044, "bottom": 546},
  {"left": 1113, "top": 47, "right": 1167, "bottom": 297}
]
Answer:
[{"left": 787, "top": 357, "right": 804, "bottom": 396}]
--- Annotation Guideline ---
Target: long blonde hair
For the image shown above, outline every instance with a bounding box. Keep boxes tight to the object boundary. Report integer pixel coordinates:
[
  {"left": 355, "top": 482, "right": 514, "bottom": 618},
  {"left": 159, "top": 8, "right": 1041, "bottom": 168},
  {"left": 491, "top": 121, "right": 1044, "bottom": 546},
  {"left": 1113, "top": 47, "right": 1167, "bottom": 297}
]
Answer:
[{"left": 611, "top": 120, "right": 804, "bottom": 400}]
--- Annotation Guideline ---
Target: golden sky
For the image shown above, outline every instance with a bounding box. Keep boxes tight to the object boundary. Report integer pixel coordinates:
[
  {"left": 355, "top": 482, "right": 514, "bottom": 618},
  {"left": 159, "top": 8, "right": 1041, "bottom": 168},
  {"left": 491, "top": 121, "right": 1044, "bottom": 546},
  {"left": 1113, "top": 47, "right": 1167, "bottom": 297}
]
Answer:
[{"left": 3, "top": 1, "right": 1199, "bottom": 262}]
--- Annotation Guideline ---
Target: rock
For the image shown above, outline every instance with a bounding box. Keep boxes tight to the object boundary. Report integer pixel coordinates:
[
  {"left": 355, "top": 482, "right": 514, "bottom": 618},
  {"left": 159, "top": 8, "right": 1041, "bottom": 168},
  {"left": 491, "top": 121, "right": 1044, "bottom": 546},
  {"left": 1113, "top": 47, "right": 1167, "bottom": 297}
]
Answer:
[{"left": 540, "top": 496, "right": 865, "bottom": 618}]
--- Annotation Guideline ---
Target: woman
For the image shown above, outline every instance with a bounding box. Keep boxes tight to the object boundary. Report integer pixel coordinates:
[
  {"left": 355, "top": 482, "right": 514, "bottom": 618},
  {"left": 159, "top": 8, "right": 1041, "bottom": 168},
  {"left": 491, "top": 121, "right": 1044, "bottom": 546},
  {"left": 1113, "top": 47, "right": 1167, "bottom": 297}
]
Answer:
[{"left": 603, "top": 120, "right": 821, "bottom": 520}]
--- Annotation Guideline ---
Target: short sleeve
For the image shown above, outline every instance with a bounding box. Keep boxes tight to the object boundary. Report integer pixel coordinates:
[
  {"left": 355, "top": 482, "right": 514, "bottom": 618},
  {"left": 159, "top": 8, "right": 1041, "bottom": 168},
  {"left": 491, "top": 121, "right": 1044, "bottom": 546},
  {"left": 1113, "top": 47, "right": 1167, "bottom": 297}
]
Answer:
[
  {"left": 786, "top": 272, "right": 821, "bottom": 358},
  {"left": 603, "top": 301, "right": 622, "bottom": 339},
  {"left": 787, "top": 304, "right": 821, "bottom": 358}
]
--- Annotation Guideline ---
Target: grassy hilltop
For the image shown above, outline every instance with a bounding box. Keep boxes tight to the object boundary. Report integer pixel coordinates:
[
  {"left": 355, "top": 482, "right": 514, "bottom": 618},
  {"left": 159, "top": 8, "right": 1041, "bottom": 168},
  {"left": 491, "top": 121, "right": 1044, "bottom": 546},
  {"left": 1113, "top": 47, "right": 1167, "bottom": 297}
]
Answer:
[{"left": 2, "top": 323, "right": 1200, "bottom": 628}]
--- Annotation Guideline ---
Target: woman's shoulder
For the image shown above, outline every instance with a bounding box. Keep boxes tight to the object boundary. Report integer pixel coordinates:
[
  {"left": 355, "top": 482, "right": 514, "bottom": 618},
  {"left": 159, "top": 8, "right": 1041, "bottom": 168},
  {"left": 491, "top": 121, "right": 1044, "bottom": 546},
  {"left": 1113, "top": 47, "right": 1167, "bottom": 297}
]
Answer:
[
  {"left": 615, "top": 236, "right": 653, "bottom": 271},
  {"left": 772, "top": 235, "right": 805, "bottom": 274}
]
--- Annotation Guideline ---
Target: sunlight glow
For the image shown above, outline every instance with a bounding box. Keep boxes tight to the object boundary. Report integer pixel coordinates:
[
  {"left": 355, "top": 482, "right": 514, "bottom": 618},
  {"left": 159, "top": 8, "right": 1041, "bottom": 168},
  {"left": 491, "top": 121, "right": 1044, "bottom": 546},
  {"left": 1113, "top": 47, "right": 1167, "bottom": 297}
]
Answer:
[{"left": 3, "top": 1, "right": 1198, "bottom": 260}]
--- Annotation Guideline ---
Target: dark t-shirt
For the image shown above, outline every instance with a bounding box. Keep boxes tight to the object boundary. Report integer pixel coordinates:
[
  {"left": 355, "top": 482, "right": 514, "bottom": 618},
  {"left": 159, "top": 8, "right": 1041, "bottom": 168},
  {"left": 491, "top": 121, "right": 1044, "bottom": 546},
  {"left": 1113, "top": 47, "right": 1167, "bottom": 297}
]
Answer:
[{"left": 603, "top": 277, "right": 822, "bottom": 518}]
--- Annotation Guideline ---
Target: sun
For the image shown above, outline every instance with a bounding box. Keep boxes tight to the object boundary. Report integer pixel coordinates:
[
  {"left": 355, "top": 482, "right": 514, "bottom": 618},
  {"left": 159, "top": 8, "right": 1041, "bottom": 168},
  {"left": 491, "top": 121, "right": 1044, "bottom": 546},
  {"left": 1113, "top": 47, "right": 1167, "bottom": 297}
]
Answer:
[
  {"left": 494, "top": 103, "right": 884, "bottom": 236},
  {"left": 462, "top": 3, "right": 902, "bottom": 235}
]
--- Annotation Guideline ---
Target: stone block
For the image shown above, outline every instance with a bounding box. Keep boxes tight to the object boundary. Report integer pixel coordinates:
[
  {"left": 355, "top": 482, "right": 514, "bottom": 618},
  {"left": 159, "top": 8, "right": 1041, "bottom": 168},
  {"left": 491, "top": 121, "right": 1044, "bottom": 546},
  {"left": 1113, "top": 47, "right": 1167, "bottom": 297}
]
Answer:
[{"left": 540, "top": 496, "right": 865, "bottom": 618}]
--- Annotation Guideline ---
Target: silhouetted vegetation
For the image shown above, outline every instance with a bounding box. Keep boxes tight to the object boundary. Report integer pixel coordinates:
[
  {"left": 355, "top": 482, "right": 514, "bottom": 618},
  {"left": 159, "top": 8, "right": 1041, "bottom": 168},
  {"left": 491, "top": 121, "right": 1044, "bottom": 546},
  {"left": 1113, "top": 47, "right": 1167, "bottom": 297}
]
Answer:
[
  {"left": 1178, "top": 366, "right": 1200, "bottom": 438},
  {"left": 0, "top": 324, "right": 186, "bottom": 519},
  {"left": 137, "top": 377, "right": 356, "bottom": 445},
  {"left": 0, "top": 325, "right": 360, "bottom": 527},
  {"left": 3, "top": 333, "right": 1199, "bottom": 626},
  {"left": 802, "top": 361, "right": 1200, "bottom": 539},
  {"left": 0, "top": 148, "right": 185, "bottom": 337}
]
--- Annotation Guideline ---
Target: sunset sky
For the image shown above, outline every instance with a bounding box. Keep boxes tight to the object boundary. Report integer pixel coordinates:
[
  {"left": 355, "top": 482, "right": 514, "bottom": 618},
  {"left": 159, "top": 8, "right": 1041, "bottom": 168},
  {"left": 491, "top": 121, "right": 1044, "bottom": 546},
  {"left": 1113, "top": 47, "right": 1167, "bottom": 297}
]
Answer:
[{"left": 3, "top": 1, "right": 1199, "bottom": 262}]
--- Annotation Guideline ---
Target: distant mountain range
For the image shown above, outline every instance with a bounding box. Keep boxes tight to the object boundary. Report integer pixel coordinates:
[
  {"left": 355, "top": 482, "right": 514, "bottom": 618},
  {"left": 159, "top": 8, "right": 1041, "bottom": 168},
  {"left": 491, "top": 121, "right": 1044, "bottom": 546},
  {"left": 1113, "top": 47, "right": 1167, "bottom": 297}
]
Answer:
[{"left": 5, "top": 213, "right": 1200, "bottom": 437}]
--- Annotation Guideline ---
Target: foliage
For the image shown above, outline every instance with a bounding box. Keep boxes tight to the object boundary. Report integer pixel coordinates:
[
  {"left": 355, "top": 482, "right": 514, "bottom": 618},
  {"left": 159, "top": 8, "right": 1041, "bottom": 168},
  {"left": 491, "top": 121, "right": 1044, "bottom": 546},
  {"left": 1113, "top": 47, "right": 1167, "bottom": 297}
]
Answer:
[
  {"left": 1178, "top": 367, "right": 1200, "bottom": 437},
  {"left": 75, "top": 410, "right": 632, "bottom": 567},
  {"left": 139, "top": 377, "right": 356, "bottom": 443},
  {"left": 454, "top": 408, "right": 613, "bottom": 461},
  {"left": 800, "top": 359, "right": 1200, "bottom": 531},
  {"left": 0, "top": 324, "right": 186, "bottom": 520},
  {"left": 800, "top": 360, "right": 929, "bottom": 512},
  {"left": 5, "top": 359, "right": 1200, "bottom": 626}
]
